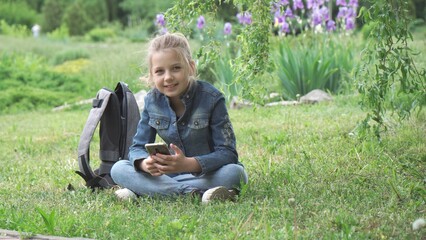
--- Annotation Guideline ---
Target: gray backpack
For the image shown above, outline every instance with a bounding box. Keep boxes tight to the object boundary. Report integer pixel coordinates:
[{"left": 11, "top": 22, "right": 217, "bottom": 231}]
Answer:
[{"left": 76, "top": 82, "right": 140, "bottom": 189}]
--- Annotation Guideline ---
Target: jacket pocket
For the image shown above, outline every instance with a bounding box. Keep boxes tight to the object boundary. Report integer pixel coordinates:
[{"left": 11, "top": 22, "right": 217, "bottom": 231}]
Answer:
[
  {"left": 188, "top": 117, "right": 209, "bottom": 129},
  {"left": 149, "top": 115, "right": 170, "bottom": 130}
]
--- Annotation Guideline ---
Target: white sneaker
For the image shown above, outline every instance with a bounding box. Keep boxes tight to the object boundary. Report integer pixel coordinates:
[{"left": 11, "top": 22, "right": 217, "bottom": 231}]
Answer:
[
  {"left": 201, "top": 186, "right": 236, "bottom": 204},
  {"left": 114, "top": 188, "right": 137, "bottom": 200}
]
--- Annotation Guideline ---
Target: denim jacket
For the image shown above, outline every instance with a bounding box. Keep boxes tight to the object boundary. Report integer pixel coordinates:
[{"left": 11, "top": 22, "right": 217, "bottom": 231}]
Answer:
[{"left": 128, "top": 80, "right": 239, "bottom": 175}]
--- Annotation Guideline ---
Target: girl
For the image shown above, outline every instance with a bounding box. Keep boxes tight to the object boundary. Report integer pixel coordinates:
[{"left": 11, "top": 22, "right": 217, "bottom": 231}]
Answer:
[{"left": 111, "top": 33, "right": 248, "bottom": 203}]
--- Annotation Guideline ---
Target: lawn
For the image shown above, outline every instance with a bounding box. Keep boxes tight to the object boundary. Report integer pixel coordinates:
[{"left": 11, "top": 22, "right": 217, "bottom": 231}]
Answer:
[{"left": 0, "top": 30, "right": 425, "bottom": 239}]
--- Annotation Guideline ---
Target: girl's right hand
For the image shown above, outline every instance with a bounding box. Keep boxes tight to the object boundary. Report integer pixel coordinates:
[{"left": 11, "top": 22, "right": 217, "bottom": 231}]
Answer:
[{"left": 140, "top": 156, "right": 163, "bottom": 176}]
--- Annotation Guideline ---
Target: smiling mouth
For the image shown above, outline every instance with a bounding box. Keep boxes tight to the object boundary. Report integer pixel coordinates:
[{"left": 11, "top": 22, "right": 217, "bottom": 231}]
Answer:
[{"left": 164, "top": 83, "right": 178, "bottom": 89}]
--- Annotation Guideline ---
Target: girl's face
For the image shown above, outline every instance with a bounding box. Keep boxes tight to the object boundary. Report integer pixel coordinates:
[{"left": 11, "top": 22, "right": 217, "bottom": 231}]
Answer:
[{"left": 151, "top": 49, "right": 195, "bottom": 100}]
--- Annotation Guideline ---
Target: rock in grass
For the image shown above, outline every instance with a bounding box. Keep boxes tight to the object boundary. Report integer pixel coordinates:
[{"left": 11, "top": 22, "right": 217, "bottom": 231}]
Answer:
[
  {"left": 300, "top": 89, "right": 332, "bottom": 104},
  {"left": 412, "top": 218, "right": 426, "bottom": 231}
]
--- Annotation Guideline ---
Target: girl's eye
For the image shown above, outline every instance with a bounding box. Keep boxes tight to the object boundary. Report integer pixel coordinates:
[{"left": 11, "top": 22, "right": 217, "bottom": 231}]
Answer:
[
  {"left": 155, "top": 69, "right": 164, "bottom": 74},
  {"left": 173, "top": 66, "right": 181, "bottom": 71}
]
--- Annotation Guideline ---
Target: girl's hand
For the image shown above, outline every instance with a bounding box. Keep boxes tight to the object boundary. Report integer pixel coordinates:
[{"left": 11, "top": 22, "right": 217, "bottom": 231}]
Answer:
[
  {"left": 151, "top": 144, "right": 201, "bottom": 174},
  {"left": 140, "top": 156, "right": 163, "bottom": 176}
]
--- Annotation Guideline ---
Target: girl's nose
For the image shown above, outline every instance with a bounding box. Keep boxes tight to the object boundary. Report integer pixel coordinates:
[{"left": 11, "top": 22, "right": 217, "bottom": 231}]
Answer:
[{"left": 164, "top": 70, "right": 173, "bottom": 81}]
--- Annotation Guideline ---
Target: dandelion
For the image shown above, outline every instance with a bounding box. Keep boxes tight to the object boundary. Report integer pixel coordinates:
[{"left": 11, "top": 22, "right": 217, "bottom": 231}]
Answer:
[
  {"left": 197, "top": 16, "right": 205, "bottom": 29},
  {"left": 156, "top": 14, "right": 166, "bottom": 27},
  {"left": 224, "top": 22, "right": 232, "bottom": 35}
]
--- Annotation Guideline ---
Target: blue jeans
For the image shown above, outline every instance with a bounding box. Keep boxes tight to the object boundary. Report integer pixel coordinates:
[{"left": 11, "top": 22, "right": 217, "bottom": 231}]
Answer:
[{"left": 111, "top": 160, "right": 248, "bottom": 197}]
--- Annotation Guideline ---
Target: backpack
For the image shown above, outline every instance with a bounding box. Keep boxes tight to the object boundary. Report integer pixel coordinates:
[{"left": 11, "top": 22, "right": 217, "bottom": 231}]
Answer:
[{"left": 76, "top": 82, "right": 141, "bottom": 189}]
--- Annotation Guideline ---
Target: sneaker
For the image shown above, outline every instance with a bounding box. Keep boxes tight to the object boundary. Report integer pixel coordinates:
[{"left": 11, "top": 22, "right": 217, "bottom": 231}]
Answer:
[
  {"left": 201, "top": 186, "right": 236, "bottom": 204},
  {"left": 115, "top": 188, "right": 137, "bottom": 200}
]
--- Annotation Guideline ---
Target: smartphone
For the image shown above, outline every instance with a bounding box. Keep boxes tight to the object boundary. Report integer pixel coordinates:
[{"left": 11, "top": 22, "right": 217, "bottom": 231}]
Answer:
[{"left": 145, "top": 143, "right": 171, "bottom": 155}]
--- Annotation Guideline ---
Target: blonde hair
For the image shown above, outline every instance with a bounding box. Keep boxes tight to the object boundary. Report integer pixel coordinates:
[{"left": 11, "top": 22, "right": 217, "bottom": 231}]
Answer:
[{"left": 145, "top": 32, "right": 197, "bottom": 85}]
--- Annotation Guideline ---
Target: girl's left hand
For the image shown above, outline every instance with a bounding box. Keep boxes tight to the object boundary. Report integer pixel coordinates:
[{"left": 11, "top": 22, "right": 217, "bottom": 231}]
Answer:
[{"left": 151, "top": 143, "right": 201, "bottom": 174}]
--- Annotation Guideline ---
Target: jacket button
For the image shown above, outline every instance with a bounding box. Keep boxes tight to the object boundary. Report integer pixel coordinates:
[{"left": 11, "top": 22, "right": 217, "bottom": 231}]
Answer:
[
  {"left": 194, "top": 121, "right": 199, "bottom": 126},
  {"left": 156, "top": 120, "right": 160, "bottom": 125},
  {"left": 180, "top": 122, "right": 185, "bottom": 126}
]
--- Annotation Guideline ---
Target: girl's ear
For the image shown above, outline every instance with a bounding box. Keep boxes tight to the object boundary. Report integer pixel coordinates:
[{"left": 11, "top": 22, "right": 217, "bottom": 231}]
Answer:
[{"left": 189, "top": 60, "right": 196, "bottom": 76}]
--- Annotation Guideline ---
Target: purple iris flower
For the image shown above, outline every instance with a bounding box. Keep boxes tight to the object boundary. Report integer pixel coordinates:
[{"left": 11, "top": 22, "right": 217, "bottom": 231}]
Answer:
[
  {"left": 345, "top": 17, "right": 355, "bottom": 30},
  {"left": 279, "top": 0, "right": 289, "bottom": 6},
  {"left": 156, "top": 14, "right": 165, "bottom": 27},
  {"left": 281, "top": 20, "right": 290, "bottom": 33},
  {"left": 336, "top": 0, "right": 347, "bottom": 6},
  {"left": 271, "top": 2, "right": 281, "bottom": 14},
  {"left": 224, "top": 22, "right": 232, "bottom": 35},
  {"left": 237, "top": 12, "right": 252, "bottom": 25},
  {"left": 197, "top": 16, "right": 205, "bottom": 29},
  {"left": 349, "top": 0, "right": 358, "bottom": 7},
  {"left": 306, "top": 0, "right": 314, "bottom": 9},
  {"left": 326, "top": 20, "right": 336, "bottom": 31},
  {"left": 346, "top": 7, "right": 357, "bottom": 18},
  {"left": 311, "top": 8, "right": 323, "bottom": 26},
  {"left": 337, "top": 7, "right": 348, "bottom": 19},
  {"left": 320, "top": 6, "right": 330, "bottom": 21},
  {"left": 293, "top": 0, "right": 304, "bottom": 10},
  {"left": 284, "top": 7, "right": 294, "bottom": 18}
]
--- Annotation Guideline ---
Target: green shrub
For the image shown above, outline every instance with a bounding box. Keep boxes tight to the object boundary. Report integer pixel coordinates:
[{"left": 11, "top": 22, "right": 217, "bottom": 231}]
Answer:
[
  {"left": 272, "top": 34, "right": 355, "bottom": 100},
  {"left": 85, "top": 27, "right": 116, "bottom": 42},
  {"left": 0, "top": 1, "right": 39, "bottom": 28},
  {"left": 46, "top": 24, "right": 69, "bottom": 41},
  {"left": 51, "top": 49, "right": 90, "bottom": 65},
  {"left": 0, "top": 53, "right": 88, "bottom": 114},
  {"left": 211, "top": 51, "right": 241, "bottom": 103},
  {"left": 42, "top": 0, "right": 67, "bottom": 32},
  {"left": 63, "top": 0, "right": 108, "bottom": 36},
  {"left": 0, "top": 20, "right": 30, "bottom": 37}
]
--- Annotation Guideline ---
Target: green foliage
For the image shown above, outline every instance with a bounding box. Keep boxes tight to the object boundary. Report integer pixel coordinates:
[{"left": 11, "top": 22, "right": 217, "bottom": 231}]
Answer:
[
  {"left": 0, "top": 19, "right": 30, "bottom": 37},
  {"left": 63, "top": 0, "right": 108, "bottom": 36},
  {"left": 42, "top": 0, "right": 67, "bottom": 32},
  {"left": 357, "top": 0, "right": 426, "bottom": 139},
  {"left": 211, "top": 49, "right": 241, "bottom": 102},
  {"left": 166, "top": 0, "right": 271, "bottom": 104},
  {"left": 51, "top": 49, "right": 90, "bottom": 66},
  {"left": 0, "top": 1, "right": 39, "bottom": 27},
  {"left": 273, "top": 34, "right": 355, "bottom": 100},
  {"left": 0, "top": 53, "right": 88, "bottom": 114},
  {"left": 85, "top": 27, "right": 116, "bottom": 42},
  {"left": 35, "top": 207, "right": 56, "bottom": 234},
  {"left": 46, "top": 24, "right": 69, "bottom": 41},
  {"left": 119, "top": 0, "right": 174, "bottom": 32}
]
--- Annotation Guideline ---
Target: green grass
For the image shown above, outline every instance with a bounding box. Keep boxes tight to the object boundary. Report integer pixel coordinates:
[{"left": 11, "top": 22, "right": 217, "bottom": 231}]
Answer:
[
  {"left": 0, "top": 27, "right": 425, "bottom": 239},
  {"left": 0, "top": 97, "right": 425, "bottom": 239}
]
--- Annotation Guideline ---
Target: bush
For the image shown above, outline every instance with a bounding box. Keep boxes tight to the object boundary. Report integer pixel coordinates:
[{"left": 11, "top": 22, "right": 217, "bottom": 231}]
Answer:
[
  {"left": 0, "top": 53, "right": 88, "bottom": 114},
  {"left": 46, "top": 24, "right": 69, "bottom": 41},
  {"left": 42, "top": 0, "right": 67, "bottom": 32},
  {"left": 85, "top": 27, "right": 116, "bottom": 42},
  {"left": 0, "top": 20, "right": 30, "bottom": 37},
  {"left": 0, "top": 1, "right": 39, "bottom": 28},
  {"left": 272, "top": 34, "right": 355, "bottom": 100},
  {"left": 63, "top": 0, "right": 108, "bottom": 36},
  {"left": 51, "top": 49, "right": 90, "bottom": 65}
]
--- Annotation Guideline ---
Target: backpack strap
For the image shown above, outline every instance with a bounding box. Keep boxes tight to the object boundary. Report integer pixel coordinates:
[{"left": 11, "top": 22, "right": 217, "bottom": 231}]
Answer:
[{"left": 76, "top": 88, "right": 115, "bottom": 189}]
